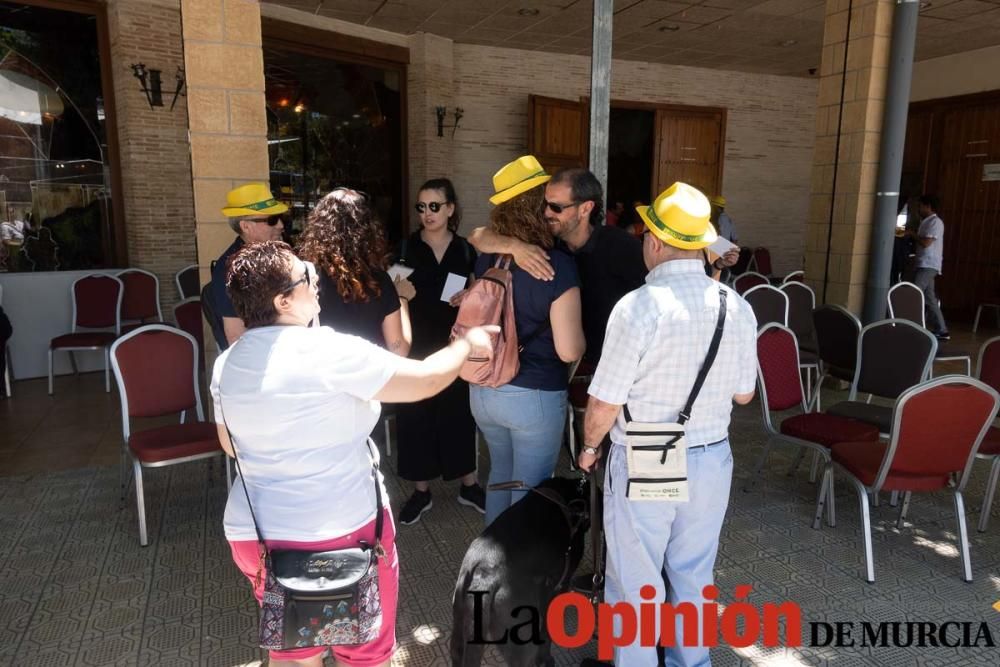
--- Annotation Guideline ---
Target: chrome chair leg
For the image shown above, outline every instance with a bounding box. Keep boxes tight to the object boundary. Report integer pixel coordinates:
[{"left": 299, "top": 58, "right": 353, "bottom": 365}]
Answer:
[
  {"left": 895, "top": 491, "right": 911, "bottom": 529},
  {"left": 954, "top": 491, "right": 973, "bottom": 582},
  {"left": 973, "top": 305, "right": 983, "bottom": 333},
  {"left": 48, "top": 349, "right": 54, "bottom": 395},
  {"left": 850, "top": 478, "right": 876, "bottom": 583},
  {"left": 809, "top": 450, "right": 820, "bottom": 483},
  {"left": 133, "top": 459, "right": 148, "bottom": 547},
  {"left": 978, "top": 457, "right": 999, "bottom": 533},
  {"left": 812, "top": 464, "right": 833, "bottom": 530}
]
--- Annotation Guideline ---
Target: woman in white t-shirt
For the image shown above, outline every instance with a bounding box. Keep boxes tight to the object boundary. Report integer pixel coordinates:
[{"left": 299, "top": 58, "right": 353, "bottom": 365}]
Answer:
[{"left": 211, "top": 241, "right": 494, "bottom": 667}]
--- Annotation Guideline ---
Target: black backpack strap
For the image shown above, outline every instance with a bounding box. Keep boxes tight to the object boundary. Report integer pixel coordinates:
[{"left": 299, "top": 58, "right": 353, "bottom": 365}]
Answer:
[{"left": 677, "top": 287, "right": 727, "bottom": 425}]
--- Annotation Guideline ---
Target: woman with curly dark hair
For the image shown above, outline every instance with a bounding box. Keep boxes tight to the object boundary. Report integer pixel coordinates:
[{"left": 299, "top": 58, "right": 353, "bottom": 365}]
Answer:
[
  {"left": 394, "top": 178, "right": 484, "bottom": 526},
  {"left": 297, "top": 188, "right": 413, "bottom": 355},
  {"left": 473, "top": 156, "right": 585, "bottom": 525}
]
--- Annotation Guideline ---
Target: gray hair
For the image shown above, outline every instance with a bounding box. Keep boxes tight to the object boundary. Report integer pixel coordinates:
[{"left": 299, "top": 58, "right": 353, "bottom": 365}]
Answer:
[{"left": 227, "top": 217, "right": 244, "bottom": 234}]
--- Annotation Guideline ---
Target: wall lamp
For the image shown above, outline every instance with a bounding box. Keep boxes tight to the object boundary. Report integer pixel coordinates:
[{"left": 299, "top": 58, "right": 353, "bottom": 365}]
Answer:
[
  {"left": 131, "top": 63, "right": 186, "bottom": 111},
  {"left": 436, "top": 106, "right": 464, "bottom": 137}
]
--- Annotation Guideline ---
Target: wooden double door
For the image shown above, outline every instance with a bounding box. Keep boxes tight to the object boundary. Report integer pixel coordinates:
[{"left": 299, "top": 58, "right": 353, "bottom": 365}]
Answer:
[
  {"left": 904, "top": 91, "right": 1000, "bottom": 317},
  {"left": 528, "top": 95, "right": 727, "bottom": 202}
]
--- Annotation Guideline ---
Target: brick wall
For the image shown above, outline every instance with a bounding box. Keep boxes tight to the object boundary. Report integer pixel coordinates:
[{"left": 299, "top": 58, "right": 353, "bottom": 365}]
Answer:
[
  {"left": 106, "top": 0, "right": 197, "bottom": 315},
  {"left": 450, "top": 44, "right": 818, "bottom": 277}
]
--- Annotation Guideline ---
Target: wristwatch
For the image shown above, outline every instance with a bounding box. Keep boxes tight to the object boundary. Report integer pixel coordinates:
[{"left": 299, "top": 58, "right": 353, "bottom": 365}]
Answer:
[{"left": 582, "top": 445, "right": 601, "bottom": 456}]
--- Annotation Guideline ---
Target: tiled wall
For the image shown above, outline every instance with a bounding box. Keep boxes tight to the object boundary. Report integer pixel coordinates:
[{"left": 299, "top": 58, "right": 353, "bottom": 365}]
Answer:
[{"left": 446, "top": 44, "right": 818, "bottom": 276}]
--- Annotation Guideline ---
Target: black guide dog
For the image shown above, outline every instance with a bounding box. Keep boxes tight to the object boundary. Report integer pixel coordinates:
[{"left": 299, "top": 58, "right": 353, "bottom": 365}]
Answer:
[{"left": 451, "top": 476, "right": 593, "bottom": 667}]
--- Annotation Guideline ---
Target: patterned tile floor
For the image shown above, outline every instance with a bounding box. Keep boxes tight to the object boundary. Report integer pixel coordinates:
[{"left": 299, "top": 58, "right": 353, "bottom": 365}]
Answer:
[{"left": 1, "top": 331, "right": 999, "bottom": 666}]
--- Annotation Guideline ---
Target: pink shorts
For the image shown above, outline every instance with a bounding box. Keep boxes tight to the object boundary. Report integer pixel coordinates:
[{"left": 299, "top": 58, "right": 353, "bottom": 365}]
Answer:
[{"left": 229, "top": 509, "right": 398, "bottom": 666}]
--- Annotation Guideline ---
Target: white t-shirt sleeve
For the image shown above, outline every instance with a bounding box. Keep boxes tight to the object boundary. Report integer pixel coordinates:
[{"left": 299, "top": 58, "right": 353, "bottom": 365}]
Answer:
[
  {"left": 209, "top": 348, "right": 231, "bottom": 424},
  {"left": 919, "top": 217, "right": 943, "bottom": 239},
  {"left": 315, "top": 328, "right": 401, "bottom": 401}
]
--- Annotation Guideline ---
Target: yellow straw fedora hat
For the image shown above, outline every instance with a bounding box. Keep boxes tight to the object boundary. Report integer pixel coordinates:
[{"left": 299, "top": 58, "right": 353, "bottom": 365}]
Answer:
[
  {"left": 221, "top": 182, "right": 289, "bottom": 217},
  {"left": 638, "top": 182, "right": 716, "bottom": 250},
  {"left": 489, "top": 155, "right": 551, "bottom": 205}
]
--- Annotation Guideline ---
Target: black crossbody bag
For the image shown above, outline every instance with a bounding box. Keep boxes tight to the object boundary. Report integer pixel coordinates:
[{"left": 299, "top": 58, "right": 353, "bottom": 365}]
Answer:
[{"left": 220, "top": 394, "right": 385, "bottom": 650}]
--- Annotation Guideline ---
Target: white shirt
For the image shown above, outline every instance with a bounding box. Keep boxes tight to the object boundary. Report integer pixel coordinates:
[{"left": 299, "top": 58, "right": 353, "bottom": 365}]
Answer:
[
  {"left": 916, "top": 213, "right": 944, "bottom": 274},
  {"left": 717, "top": 212, "right": 737, "bottom": 243},
  {"left": 588, "top": 259, "right": 758, "bottom": 446},
  {"left": 211, "top": 325, "right": 400, "bottom": 542}
]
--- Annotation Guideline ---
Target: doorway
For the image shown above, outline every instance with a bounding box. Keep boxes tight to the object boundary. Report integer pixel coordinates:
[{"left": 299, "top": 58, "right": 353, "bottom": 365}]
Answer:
[
  {"left": 607, "top": 107, "right": 653, "bottom": 229},
  {"left": 528, "top": 95, "right": 726, "bottom": 218}
]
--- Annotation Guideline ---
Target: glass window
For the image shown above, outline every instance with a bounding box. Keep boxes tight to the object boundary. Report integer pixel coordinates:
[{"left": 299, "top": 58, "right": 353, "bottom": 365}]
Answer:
[
  {"left": 0, "top": 1, "right": 115, "bottom": 273},
  {"left": 263, "top": 44, "right": 405, "bottom": 247}
]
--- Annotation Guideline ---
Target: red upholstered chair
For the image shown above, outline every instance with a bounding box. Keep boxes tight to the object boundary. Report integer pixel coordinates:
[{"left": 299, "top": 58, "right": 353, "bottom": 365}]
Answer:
[
  {"left": 174, "top": 264, "right": 200, "bottom": 300},
  {"left": 781, "top": 270, "right": 805, "bottom": 284},
  {"left": 974, "top": 336, "right": 1000, "bottom": 531},
  {"left": 172, "top": 297, "right": 204, "bottom": 370},
  {"left": 748, "top": 324, "right": 880, "bottom": 527},
  {"left": 111, "top": 324, "right": 227, "bottom": 546},
  {"left": 887, "top": 281, "right": 971, "bottom": 375},
  {"left": 815, "top": 376, "right": 998, "bottom": 582},
  {"left": 49, "top": 273, "right": 123, "bottom": 395},
  {"left": 117, "top": 269, "right": 163, "bottom": 334},
  {"left": 748, "top": 247, "right": 773, "bottom": 278},
  {"left": 733, "top": 271, "right": 768, "bottom": 295}
]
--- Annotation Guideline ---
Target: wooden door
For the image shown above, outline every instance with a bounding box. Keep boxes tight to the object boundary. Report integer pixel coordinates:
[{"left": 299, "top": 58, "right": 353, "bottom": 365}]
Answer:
[
  {"left": 528, "top": 95, "right": 587, "bottom": 171},
  {"left": 931, "top": 101, "right": 1000, "bottom": 314},
  {"left": 653, "top": 108, "right": 725, "bottom": 198}
]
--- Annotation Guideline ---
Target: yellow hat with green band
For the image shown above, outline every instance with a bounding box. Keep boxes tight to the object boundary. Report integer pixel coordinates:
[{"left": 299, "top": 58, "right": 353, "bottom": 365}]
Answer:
[
  {"left": 489, "top": 155, "right": 551, "bottom": 205},
  {"left": 221, "top": 183, "right": 289, "bottom": 217},
  {"left": 638, "top": 182, "right": 716, "bottom": 250}
]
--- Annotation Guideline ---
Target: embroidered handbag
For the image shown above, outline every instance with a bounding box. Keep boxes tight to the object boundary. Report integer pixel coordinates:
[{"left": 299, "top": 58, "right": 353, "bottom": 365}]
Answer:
[
  {"left": 224, "top": 402, "right": 386, "bottom": 649},
  {"left": 623, "top": 287, "right": 728, "bottom": 502}
]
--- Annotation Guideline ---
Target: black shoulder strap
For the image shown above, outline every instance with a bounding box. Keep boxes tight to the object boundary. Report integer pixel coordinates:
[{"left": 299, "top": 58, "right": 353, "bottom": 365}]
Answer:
[
  {"left": 398, "top": 237, "right": 409, "bottom": 265},
  {"left": 219, "top": 347, "right": 384, "bottom": 554},
  {"left": 623, "top": 287, "right": 727, "bottom": 425}
]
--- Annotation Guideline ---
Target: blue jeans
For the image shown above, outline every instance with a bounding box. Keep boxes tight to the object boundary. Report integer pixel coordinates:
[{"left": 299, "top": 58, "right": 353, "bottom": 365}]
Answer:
[
  {"left": 469, "top": 384, "right": 568, "bottom": 525},
  {"left": 604, "top": 440, "right": 734, "bottom": 666}
]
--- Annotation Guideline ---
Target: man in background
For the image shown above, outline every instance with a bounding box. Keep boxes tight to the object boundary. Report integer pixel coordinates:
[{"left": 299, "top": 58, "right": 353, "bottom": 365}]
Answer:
[{"left": 909, "top": 193, "right": 949, "bottom": 340}]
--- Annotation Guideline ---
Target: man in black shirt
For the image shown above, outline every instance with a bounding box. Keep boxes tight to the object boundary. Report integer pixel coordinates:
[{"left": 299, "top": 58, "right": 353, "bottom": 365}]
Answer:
[{"left": 469, "top": 168, "right": 644, "bottom": 363}]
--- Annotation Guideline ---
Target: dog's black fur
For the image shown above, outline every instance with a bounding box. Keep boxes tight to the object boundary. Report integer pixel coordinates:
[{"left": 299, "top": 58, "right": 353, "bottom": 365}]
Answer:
[{"left": 451, "top": 477, "right": 592, "bottom": 667}]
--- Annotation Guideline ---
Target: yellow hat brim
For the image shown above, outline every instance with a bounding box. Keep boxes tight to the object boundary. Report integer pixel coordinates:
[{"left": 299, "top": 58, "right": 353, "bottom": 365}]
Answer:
[
  {"left": 489, "top": 174, "right": 551, "bottom": 205},
  {"left": 222, "top": 201, "right": 289, "bottom": 217},
  {"left": 638, "top": 206, "right": 717, "bottom": 250}
]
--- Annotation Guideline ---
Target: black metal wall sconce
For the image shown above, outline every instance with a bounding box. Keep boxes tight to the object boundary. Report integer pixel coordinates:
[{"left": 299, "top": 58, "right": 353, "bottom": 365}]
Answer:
[
  {"left": 436, "top": 106, "right": 464, "bottom": 137},
  {"left": 131, "top": 64, "right": 186, "bottom": 111}
]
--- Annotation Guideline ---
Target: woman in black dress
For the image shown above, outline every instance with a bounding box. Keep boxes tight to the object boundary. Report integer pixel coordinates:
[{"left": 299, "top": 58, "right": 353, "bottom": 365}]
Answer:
[
  {"left": 395, "top": 178, "right": 484, "bottom": 525},
  {"left": 297, "top": 188, "right": 413, "bottom": 354}
]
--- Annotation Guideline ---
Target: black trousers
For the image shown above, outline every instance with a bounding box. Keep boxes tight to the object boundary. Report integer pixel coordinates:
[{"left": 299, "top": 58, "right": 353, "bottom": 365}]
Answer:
[{"left": 395, "top": 379, "right": 476, "bottom": 482}]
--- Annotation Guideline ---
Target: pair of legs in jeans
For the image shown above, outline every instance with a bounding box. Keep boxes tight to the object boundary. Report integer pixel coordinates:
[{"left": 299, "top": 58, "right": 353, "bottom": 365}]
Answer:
[
  {"left": 914, "top": 267, "right": 949, "bottom": 335},
  {"left": 470, "top": 384, "right": 568, "bottom": 525}
]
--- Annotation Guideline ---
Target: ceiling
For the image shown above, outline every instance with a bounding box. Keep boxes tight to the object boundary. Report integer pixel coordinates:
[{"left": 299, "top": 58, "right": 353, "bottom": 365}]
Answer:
[{"left": 268, "top": 0, "right": 1000, "bottom": 77}]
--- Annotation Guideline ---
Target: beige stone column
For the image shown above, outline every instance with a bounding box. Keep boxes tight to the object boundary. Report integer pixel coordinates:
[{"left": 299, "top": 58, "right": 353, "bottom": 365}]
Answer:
[
  {"left": 181, "top": 0, "right": 269, "bottom": 284},
  {"left": 805, "top": 0, "right": 892, "bottom": 312},
  {"left": 407, "top": 33, "right": 455, "bottom": 226}
]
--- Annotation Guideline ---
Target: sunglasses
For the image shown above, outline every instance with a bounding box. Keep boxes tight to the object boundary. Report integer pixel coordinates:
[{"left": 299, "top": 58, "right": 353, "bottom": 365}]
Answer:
[
  {"left": 544, "top": 200, "right": 582, "bottom": 214},
  {"left": 250, "top": 216, "right": 283, "bottom": 227},
  {"left": 280, "top": 262, "right": 313, "bottom": 294},
  {"left": 415, "top": 201, "right": 447, "bottom": 214}
]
